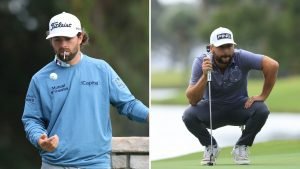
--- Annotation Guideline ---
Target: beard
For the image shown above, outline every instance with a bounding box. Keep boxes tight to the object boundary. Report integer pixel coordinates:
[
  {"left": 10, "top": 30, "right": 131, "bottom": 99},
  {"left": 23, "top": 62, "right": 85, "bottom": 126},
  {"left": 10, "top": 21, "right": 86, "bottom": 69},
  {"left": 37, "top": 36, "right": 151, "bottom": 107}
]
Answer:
[
  {"left": 213, "top": 51, "right": 232, "bottom": 65},
  {"left": 56, "top": 47, "right": 78, "bottom": 62}
]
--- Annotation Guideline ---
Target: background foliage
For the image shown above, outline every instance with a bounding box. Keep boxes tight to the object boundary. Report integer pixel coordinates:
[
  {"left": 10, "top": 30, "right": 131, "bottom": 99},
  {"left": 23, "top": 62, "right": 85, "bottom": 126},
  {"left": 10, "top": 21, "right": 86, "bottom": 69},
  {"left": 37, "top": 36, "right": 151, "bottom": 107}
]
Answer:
[
  {"left": 152, "top": 0, "right": 300, "bottom": 75},
  {"left": 0, "top": 0, "right": 149, "bottom": 168}
]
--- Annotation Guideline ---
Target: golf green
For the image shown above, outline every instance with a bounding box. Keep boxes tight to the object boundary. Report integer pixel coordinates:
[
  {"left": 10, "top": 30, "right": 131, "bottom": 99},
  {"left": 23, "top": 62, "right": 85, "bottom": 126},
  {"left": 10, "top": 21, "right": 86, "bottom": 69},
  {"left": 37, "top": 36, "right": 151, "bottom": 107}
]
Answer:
[{"left": 151, "top": 140, "right": 300, "bottom": 169}]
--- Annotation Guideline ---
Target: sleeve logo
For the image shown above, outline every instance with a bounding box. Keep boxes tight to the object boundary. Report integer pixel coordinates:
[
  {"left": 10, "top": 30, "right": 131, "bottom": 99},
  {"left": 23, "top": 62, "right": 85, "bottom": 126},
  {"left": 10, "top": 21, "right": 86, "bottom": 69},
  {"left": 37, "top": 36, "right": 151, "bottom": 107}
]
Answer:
[
  {"left": 114, "top": 77, "right": 125, "bottom": 89},
  {"left": 25, "top": 94, "right": 36, "bottom": 103}
]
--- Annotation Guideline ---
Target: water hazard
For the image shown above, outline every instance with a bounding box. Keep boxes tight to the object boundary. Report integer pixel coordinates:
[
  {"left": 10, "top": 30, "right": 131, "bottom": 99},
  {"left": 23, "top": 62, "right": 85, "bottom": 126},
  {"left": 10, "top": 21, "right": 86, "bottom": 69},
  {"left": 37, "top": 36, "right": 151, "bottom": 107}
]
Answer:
[{"left": 150, "top": 105, "right": 300, "bottom": 160}]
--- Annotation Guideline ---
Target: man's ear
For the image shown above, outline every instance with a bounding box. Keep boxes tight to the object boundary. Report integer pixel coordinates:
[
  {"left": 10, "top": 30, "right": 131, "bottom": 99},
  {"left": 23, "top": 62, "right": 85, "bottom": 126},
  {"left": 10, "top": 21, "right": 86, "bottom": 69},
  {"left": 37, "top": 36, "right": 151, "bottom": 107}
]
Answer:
[{"left": 77, "top": 33, "right": 83, "bottom": 43}]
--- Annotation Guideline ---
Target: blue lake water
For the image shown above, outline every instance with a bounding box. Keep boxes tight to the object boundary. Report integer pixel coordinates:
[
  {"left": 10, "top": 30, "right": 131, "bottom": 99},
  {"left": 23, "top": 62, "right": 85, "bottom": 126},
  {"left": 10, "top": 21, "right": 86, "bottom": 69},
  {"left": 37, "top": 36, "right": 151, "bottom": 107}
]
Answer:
[{"left": 150, "top": 105, "right": 300, "bottom": 160}]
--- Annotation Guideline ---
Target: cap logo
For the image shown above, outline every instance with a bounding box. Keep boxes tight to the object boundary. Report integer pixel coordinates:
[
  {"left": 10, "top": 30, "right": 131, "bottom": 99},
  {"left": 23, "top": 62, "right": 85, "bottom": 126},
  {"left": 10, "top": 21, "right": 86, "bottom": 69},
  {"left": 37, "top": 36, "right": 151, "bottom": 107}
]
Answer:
[
  {"left": 50, "top": 22, "right": 72, "bottom": 31},
  {"left": 217, "top": 33, "right": 231, "bottom": 40}
]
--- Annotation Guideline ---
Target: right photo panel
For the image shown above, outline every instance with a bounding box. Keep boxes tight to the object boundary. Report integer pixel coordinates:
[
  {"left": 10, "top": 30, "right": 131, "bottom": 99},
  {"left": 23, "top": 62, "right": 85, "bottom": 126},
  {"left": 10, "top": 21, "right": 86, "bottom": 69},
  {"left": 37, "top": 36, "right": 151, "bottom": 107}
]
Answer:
[{"left": 151, "top": 0, "right": 300, "bottom": 168}]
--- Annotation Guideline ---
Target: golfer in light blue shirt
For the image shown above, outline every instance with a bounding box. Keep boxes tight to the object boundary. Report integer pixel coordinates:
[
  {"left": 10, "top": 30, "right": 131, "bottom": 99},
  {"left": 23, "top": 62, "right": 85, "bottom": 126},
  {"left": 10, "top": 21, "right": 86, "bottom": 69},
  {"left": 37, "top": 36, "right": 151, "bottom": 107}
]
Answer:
[{"left": 22, "top": 12, "right": 149, "bottom": 169}]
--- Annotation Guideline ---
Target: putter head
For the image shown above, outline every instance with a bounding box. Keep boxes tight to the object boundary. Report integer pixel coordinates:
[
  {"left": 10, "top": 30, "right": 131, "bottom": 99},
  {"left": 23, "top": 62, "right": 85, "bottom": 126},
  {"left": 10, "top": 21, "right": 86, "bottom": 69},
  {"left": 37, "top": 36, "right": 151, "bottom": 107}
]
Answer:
[
  {"left": 208, "top": 153, "right": 215, "bottom": 166},
  {"left": 207, "top": 162, "right": 214, "bottom": 166}
]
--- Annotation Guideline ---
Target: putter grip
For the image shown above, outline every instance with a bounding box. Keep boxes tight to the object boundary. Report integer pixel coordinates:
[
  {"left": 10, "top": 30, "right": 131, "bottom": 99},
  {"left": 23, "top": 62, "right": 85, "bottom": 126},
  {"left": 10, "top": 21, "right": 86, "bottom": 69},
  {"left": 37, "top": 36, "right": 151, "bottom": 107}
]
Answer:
[
  {"left": 207, "top": 70, "right": 211, "bottom": 81},
  {"left": 205, "top": 53, "right": 212, "bottom": 82}
]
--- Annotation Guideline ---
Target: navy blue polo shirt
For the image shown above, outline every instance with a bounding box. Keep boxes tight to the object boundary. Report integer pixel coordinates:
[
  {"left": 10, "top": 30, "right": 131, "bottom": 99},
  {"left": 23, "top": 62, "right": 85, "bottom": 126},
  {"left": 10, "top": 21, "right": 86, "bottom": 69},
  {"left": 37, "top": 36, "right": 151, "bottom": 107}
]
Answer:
[{"left": 189, "top": 49, "right": 263, "bottom": 104}]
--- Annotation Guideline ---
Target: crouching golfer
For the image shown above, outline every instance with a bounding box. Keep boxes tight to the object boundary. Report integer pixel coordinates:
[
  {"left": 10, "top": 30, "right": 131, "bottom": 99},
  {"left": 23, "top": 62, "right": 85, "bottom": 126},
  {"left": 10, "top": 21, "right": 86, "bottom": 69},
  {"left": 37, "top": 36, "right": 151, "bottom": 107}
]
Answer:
[
  {"left": 182, "top": 27, "right": 278, "bottom": 165},
  {"left": 22, "top": 12, "right": 149, "bottom": 169}
]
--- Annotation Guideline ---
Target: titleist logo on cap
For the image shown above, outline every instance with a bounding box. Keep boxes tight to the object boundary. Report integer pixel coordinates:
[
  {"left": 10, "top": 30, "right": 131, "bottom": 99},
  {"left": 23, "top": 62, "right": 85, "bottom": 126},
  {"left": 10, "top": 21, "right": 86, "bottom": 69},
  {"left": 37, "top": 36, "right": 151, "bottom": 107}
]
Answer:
[
  {"left": 51, "top": 22, "right": 72, "bottom": 31},
  {"left": 217, "top": 33, "right": 232, "bottom": 40}
]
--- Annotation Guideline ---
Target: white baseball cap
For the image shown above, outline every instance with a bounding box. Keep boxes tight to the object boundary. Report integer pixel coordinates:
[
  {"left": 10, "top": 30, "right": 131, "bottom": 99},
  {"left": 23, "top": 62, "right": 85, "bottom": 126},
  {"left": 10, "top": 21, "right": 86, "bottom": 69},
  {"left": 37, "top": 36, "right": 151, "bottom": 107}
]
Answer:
[
  {"left": 210, "top": 27, "right": 236, "bottom": 47},
  {"left": 46, "top": 12, "right": 82, "bottom": 39}
]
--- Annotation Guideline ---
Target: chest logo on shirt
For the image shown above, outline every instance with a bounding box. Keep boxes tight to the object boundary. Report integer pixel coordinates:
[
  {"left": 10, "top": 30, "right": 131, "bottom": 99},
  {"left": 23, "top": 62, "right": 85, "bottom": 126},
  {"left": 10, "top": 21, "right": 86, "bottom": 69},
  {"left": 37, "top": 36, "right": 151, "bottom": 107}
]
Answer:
[
  {"left": 80, "top": 81, "right": 99, "bottom": 86},
  {"left": 51, "top": 84, "right": 69, "bottom": 94},
  {"left": 229, "top": 66, "right": 242, "bottom": 83},
  {"left": 221, "top": 66, "right": 242, "bottom": 88}
]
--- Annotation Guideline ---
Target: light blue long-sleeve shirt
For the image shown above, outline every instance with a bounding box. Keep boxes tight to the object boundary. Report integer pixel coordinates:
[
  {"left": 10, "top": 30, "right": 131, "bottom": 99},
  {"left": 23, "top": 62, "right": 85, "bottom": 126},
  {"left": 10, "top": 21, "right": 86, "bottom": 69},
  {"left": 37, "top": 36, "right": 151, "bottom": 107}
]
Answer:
[{"left": 22, "top": 54, "right": 148, "bottom": 168}]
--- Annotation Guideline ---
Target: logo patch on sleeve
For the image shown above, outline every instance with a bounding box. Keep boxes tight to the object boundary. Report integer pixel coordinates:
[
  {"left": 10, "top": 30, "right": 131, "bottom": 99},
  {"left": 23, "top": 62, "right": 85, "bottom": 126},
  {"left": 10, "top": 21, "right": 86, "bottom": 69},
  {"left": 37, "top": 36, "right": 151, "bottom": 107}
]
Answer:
[
  {"left": 114, "top": 77, "right": 125, "bottom": 89},
  {"left": 25, "top": 94, "right": 36, "bottom": 103}
]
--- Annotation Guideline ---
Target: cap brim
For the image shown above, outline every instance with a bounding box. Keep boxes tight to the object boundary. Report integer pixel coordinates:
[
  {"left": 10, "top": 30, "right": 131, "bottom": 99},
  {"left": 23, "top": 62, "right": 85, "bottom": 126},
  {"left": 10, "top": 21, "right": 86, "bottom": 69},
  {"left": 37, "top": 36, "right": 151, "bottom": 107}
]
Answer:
[
  {"left": 46, "top": 31, "right": 80, "bottom": 39},
  {"left": 213, "top": 39, "right": 237, "bottom": 47}
]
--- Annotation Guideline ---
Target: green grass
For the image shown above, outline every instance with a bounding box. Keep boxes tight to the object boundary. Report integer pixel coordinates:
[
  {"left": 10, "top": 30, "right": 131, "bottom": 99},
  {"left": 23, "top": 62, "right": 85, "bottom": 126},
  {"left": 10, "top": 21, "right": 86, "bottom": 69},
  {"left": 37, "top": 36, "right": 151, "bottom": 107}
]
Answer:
[
  {"left": 151, "top": 140, "right": 300, "bottom": 169},
  {"left": 151, "top": 70, "right": 190, "bottom": 88},
  {"left": 151, "top": 72, "right": 300, "bottom": 112}
]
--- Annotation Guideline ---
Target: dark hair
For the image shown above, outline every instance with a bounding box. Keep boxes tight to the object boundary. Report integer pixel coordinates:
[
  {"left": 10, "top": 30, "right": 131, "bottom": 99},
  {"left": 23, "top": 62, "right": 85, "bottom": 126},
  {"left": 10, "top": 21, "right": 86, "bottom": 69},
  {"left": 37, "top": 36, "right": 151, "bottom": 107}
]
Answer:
[
  {"left": 45, "top": 27, "right": 89, "bottom": 48},
  {"left": 77, "top": 28, "right": 89, "bottom": 48}
]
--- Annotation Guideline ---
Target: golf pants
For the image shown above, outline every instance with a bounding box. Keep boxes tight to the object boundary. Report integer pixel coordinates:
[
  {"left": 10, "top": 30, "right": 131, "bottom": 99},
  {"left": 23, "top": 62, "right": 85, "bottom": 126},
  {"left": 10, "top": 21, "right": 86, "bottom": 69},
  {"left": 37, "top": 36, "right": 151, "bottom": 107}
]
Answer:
[
  {"left": 182, "top": 97, "right": 269, "bottom": 146},
  {"left": 41, "top": 162, "right": 81, "bottom": 169},
  {"left": 41, "top": 162, "right": 111, "bottom": 169}
]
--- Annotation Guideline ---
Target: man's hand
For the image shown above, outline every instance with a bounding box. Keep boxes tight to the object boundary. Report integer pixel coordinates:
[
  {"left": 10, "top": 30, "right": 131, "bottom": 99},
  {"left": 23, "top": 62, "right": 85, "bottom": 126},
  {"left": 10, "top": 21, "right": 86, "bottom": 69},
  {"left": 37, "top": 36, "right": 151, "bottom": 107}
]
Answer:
[
  {"left": 186, "top": 57, "right": 213, "bottom": 105},
  {"left": 244, "top": 95, "right": 265, "bottom": 109},
  {"left": 202, "top": 57, "right": 212, "bottom": 76},
  {"left": 38, "top": 133, "right": 59, "bottom": 152}
]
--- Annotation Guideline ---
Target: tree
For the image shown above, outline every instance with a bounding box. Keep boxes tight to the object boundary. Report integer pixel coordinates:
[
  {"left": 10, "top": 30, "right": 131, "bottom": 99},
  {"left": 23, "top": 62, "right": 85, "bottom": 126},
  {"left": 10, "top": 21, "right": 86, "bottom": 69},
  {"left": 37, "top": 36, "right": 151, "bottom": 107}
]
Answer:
[
  {"left": 0, "top": 0, "right": 149, "bottom": 168},
  {"left": 199, "top": 0, "right": 300, "bottom": 75}
]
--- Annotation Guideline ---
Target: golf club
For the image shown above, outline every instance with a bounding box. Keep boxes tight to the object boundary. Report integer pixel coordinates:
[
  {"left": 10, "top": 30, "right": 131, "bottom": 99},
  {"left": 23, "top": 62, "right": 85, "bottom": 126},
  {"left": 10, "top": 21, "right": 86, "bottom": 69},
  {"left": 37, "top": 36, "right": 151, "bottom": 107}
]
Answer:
[{"left": 206, "top": 46, "right": 214, "bottom": 166}]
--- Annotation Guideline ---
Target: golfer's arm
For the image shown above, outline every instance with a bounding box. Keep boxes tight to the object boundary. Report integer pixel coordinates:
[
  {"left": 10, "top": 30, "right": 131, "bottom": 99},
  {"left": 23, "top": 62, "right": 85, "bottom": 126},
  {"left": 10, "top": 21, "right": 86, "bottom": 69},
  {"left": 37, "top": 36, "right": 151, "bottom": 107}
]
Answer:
[
  {"left": 186, "top": 74, "right": 207, "bottom": 106},
  {"left": 260, "top": 55, "right": 279, "bottom": 100}
]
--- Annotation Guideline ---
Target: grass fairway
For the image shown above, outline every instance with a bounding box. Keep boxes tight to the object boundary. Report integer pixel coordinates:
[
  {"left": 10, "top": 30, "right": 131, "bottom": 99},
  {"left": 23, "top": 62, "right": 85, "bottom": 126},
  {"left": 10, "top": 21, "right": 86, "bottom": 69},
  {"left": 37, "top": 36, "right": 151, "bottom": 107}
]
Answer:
[
  {"left": 152, "top": 75, "right": 300, "bottom": 112},
  {"left": 151, "top": 140, "right": 300, "bottom": 169}
]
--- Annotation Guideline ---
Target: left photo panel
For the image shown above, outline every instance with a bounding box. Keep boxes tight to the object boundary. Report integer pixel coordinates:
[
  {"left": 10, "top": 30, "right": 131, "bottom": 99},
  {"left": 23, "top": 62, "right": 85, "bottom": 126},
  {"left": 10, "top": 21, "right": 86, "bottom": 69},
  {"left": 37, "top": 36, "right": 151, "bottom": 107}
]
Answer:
[{"left": 1, "top": 1, "right": 149, "bottom": 169}]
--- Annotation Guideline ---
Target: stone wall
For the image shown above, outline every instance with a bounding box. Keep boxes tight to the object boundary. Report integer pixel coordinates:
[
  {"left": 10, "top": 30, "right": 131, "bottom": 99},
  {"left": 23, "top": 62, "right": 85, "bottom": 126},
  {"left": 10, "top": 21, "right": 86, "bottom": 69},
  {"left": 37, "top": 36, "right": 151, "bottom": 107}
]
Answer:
[{"left": 112, "top": 137, "right": 149, "bottom": 169}]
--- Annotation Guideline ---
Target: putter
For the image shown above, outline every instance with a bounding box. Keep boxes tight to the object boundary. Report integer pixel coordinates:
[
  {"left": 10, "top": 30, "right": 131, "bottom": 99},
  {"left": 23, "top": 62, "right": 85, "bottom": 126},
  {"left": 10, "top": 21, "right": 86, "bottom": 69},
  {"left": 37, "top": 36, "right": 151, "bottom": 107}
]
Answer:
[{"left": 206, "top": 46, "right": 214, "bottom": 166}]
